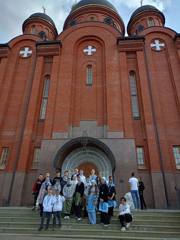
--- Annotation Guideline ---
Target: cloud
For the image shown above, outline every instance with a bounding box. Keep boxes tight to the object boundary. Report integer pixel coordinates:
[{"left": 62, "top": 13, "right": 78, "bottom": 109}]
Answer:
[
  {"left": 0, "top": 0, "right": 175, "bottom": 43},
  {"left": 113, "top": 0, "right": 171, "bottom": 11}
]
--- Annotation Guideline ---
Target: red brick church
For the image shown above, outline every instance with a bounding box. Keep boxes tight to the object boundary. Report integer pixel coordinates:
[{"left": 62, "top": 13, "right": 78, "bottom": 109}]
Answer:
[{"left": 0, "top": 0, "right": 180, "bottom": 208}]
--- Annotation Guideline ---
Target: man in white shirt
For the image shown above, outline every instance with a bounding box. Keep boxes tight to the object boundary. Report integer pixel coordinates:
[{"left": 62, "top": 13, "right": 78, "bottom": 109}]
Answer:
[{"left": 128, "top": 172, "right": 140, "bottom": 209}]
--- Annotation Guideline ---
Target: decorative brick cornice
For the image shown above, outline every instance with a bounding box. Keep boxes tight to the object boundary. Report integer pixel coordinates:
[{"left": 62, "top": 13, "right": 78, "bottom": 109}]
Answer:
[
  {"left": 0, "top": 44, "right": 9, "bottom": 58},
  {"left": 117, "top": 36, "right": 145, "bottom": 52},
  {"left": 36, "top": 40, "right": 62, "bottom": 56}
]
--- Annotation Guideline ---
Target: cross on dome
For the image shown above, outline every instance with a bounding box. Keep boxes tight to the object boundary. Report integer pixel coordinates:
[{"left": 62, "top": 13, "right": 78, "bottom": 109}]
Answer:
[
  {"left": 83, "top": 46, "right": 96, "bottom": 56},
  {"left": 151, "top": 40, "right": 165, "bottom": 51},
  {"left": 19, "top": 47, "right": 32, "bottom": 58}
]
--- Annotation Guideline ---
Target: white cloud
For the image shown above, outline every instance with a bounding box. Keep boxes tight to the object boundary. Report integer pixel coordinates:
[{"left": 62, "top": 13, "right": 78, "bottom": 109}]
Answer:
[
  {"left": 0, "top": 0, "right": 175, "bottom": 43},
  {"left": 113, "top": 0, "right": 172, "bottom": 11}
]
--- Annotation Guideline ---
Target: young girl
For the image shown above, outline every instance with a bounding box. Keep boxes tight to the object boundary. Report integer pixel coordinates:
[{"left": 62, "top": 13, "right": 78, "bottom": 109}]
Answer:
[
  {"left": 119, "top": 197, "right": 132, "bottom": 232},
  {"left": 52, "top": 189, "right": 65, "bottom": 228},
  {"left": 38, "top": 187, "right": 54, "bottom": 231},
  {"left": 87, "top": 180, "right": 99, "bottom": 224}
]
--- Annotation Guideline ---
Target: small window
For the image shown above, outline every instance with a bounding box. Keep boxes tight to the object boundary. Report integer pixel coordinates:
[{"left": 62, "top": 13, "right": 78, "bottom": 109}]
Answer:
[
  {"left": 31, "top": 25, "right": 36, "bottom": 34},
  {"left": 32, "top": 147, "right": 41, "bottom": 169},
  {"left": 147, "top": 18, "right": 155, "bottom": 27},
  {"left": 39, "top": 76, "right": 50, "bottom": 120},
  {"left": 136, "top": 147, "right": 145, "bottom": 166},
  {"left": 173, "top": 146, "right": 180, "bottom": 169},
  {"left": 137, "top": 24, "right": 144, "bottom": 33},
  {"left": 0, "top": 147, "right": 9, "bottom": 170},
  {"left": 129, "top": 71, "right": 140, "bottom": 119},
  {"left": 86, "top": 65, "right": 93, "bottom": 86}
]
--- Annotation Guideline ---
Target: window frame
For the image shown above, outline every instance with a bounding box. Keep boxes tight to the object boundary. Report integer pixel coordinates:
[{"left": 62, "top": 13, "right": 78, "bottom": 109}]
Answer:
[
  {"left": 86, "top": 65, "right": 93, "bottom": 86},
  {"left": 129, "top": 71, "right": 141, "bottom": 119},
  {"left": 136, "top": 146, "right": 145, "bottom": 167},
  {"left": 31, "top": 147, "right": 41, "bottom": 169},
  {"left": 147, "top": 18, "right": 155, "bottom": 27},
  {"left": 0, "top": 147, "right": 9, "bottom": 170},
  {"left": 173, "top": 146, "right": 180, "bottom": 169},
  {"left": 39, "top": 76, "right": 50, "bottom": 120}
]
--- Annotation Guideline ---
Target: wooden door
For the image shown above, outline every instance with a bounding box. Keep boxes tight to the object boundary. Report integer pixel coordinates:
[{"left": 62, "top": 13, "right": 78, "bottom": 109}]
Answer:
[{"left": 78, "top": 162, "right": 98, "bottom": 178}]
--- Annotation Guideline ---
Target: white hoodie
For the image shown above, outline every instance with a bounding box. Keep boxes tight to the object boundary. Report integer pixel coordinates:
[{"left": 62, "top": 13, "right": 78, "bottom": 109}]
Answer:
[
  {"left": 53, "top": 195, "right": 65, "bottom": 212},
  {"left": 119, "top": 203, "right": 131, "bottom": 216},
  {"left": 43, "top": 194, "right": 55, "bottom": 212}
]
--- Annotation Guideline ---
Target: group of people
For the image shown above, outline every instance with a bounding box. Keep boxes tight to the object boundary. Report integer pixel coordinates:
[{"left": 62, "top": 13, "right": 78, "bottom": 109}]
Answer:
[{"left": 32, "top": 169, "right": 146, "bottom": 232}]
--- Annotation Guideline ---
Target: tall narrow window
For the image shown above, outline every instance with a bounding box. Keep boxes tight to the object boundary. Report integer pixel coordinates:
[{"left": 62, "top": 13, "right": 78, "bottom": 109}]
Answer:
[
  {"left": 173, "top": 146, "right": 180, "bottom": 169},
  {"left": 86, "top": 65, "right": 93, "bottom": 86},
  {"left": 39, "top": 76, "right": 50, "bottom": 120},
  {"left": 32, "top": 147, "right": 41, "bottom": 169},
  {"left": 136, "top": 147, "right": 145, "bottom": 166},
  {"left": 0, "top": 147, "right": 9, "bottom": 170},
  {"left": 31, "top": 25, "right": 36, "bottom": 34},
  {"left": 129, "top": 71, "right": 140, "bottom": 119},
  {"left": 147, "top": 18, "right": 155, "bottom": 27}
]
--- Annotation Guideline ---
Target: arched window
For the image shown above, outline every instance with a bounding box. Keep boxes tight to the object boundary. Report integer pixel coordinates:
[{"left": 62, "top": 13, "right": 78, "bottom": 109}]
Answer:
[
  {"left": 129, "top": 71, "right": 140, "bottom": 119},
  {"left": 39, "top": 76, "right": 50, "bottom": 120},
  {"left": 147, "top": 18, "right": 155, "bottom": 27},
  {"left": 86, "top": 65, "right": 93, "bottom": 86},
  {"left": 31, "top": 25, "right": 36, "bottom": 34}
]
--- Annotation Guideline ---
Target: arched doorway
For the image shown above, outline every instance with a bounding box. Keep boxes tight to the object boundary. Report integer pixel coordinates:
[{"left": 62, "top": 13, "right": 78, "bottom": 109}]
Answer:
[
  {"left": 54, "top": 137, "right": 116, "bottom": 179},
  {"left": 61, "top": 146, "right": 112, "bottom": 178}
]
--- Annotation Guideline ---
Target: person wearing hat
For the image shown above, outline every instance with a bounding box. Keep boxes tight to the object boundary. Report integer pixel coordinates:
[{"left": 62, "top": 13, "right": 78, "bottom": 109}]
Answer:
[{"left": 87, "top": 180, "right": 99, "bottom": 224}]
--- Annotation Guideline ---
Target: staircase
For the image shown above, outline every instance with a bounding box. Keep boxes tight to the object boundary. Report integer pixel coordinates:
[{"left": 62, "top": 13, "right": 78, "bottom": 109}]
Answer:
[{"left": 0, "top": 207, "right": 180, "bottom": 239}]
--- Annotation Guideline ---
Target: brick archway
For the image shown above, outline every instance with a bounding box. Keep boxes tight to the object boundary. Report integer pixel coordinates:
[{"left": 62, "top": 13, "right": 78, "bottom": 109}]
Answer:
[{"left": 54, "top": 137, "right": 116, "bottom": 178}]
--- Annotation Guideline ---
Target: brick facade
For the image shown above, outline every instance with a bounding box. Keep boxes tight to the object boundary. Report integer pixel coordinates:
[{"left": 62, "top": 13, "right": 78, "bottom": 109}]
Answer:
[{"left": 0, "top": 1, "right": 180, "bottom": 208}]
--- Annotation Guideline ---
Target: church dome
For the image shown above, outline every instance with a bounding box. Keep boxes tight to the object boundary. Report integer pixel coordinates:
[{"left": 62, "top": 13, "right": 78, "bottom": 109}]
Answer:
[
  {"left": 71, "top": 0, "right": 118, "bottom": 13},
  {"left": 129, "top": 5, "right": 165, "bottom": 24},
  {"left": 23, "top": 13, "right": 56, "bottom": 29},
  {"left": 22, "top": 12, "right": 57, "bottom": 40},
  {"left": 127, "top": 5, "right": 165, "bottom": 36}
]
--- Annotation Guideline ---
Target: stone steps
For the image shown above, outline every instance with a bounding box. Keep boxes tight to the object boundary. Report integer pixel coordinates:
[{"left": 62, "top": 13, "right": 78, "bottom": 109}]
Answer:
[{"left": 0, "top": 208, "right": 180, "bottom": 239}]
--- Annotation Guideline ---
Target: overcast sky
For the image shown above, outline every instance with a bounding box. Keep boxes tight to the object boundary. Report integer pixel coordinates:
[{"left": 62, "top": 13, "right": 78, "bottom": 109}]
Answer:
[{"left": 0, "top": 0, "right": 179, "bottom": 43}]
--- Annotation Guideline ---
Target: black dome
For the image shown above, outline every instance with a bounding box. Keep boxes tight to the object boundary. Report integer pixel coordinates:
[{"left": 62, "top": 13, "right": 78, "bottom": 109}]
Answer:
[
  {"left": 71, "top": 0, "right": 118, "bottom": 13},
  {"left": 24, "top": 12, "right": 56, "bottom": 28},
  {"left": 129, "top": 5, "right": 165, "bottom": 23}
]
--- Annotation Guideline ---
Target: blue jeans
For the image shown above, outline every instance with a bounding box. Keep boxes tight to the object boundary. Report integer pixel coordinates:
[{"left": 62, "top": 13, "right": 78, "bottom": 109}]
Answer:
[
  {"left": 88, "top": 211, "right": 96, "bottom": 224},
  {"left": 131, "top": 190, "right": 140, "bottom": 209}
]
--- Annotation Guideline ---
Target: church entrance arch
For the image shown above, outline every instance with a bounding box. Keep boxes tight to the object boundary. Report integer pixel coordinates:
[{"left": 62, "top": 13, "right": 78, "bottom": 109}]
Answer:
[
  {"left": 54, "top": 137, "right": 116, "bottom": 179},
  {"left": 61, "top": 147, "right": 112, "bottom": 178}
]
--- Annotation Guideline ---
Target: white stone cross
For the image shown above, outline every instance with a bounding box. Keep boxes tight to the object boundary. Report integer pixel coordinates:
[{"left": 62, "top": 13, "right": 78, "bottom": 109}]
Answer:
[
  {"left": 151, "top": 39, "right": 165, "bottom": 51},
  {"left": 83, "top": 46, "right": 96, "bottom": 56},
  {"left": 20, "top": 47, "right": 32, "bottom": 58}
]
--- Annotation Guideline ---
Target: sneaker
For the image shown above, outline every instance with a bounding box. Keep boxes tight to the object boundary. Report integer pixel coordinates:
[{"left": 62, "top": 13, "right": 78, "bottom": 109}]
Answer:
[
  {"left": 121, "top": 227, "right": 126, "bottom": 232},
  {"left": 104, "top": 224, "right": 109, "bottom": 227},
  {"left": 66, "top": 216, "right": 70, "bottom": 219},
  {"left": 126, "top": 223, "right": 131, "bottom": 229},
  {"left": 77, "top": 218, "right": 82, "bottom": 221}
]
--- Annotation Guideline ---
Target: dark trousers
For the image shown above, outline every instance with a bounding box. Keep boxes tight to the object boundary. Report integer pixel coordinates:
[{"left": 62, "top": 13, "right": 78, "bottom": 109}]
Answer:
[
  {"left": 53, "top": 211, "right": 61, "bottom": 227},
  {"left": 139, "top": 193, "right": 147, "bottom": 209},
  {"left": 75, "top": 205, "right": 81, "bottom": 218},
  {"left": 40, "top": 212, "right": 52, "bottom": 229},
  {"left": 119, "top": 214, "right": 132, "bottom": 227},
  {"left": 108, "top": 207, "right": 114, "bottom": 217},
  {"left": 39, "top": 203, "right": 43, "bottom": 217},
  {"left": 33, "top": 193, "right": 38, "bottom": 207},
  {"left": 100, "top": 212, "right": 110, "bottom": 225}
]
